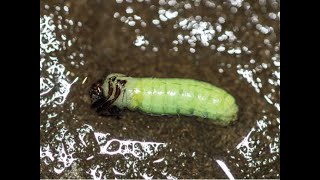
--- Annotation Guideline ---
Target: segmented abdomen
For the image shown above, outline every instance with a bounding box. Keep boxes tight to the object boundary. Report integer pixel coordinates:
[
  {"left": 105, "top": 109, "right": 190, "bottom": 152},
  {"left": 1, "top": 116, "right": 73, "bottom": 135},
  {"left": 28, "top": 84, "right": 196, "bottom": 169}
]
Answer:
[{"left": 124, "top": 78, "right": 238, "bottom": 123}]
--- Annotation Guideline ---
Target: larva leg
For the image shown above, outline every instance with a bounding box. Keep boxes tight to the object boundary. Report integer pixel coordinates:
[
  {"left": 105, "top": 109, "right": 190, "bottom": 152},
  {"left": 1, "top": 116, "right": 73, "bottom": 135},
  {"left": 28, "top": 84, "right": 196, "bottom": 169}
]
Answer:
[
  {"left": 96, "top": 87, "right": 122, "bottom": 115},
  {"left": 96, "top": 103, "right": 122, "bottom": 118},
  {"left": 91, "top": 97, "right": 107, "bottom": 109},
  {"left": 108, "top": 106, "right": 122, "bottom": 119}
]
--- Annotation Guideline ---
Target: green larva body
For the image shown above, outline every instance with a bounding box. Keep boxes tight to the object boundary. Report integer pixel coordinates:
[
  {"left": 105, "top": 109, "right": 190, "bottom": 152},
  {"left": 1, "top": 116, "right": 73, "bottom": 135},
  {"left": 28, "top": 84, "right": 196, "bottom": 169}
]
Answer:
[{"left": 97, "top": 73, "right": 238, "bottom": 125}]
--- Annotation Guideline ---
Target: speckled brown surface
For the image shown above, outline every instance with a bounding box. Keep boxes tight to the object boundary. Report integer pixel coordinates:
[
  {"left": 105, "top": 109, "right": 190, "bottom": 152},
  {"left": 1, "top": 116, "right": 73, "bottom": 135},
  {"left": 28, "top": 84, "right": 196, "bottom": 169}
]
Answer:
[{"left": 40, "top": 0, "right": 280, "bottom": 179}]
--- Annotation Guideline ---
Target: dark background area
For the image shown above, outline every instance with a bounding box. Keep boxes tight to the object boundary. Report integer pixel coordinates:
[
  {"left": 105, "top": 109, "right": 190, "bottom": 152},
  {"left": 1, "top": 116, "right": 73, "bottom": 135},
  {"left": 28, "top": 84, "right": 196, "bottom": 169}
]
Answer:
[{"left": 40, "top": 0, "right": 280, "bottom": 178}]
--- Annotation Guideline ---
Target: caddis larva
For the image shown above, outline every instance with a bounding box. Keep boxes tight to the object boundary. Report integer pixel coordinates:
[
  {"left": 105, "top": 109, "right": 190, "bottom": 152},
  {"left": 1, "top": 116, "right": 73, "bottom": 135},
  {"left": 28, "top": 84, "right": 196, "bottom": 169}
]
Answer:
[{"left": 90, "top": 73, "right": 238, "bottom": 125}]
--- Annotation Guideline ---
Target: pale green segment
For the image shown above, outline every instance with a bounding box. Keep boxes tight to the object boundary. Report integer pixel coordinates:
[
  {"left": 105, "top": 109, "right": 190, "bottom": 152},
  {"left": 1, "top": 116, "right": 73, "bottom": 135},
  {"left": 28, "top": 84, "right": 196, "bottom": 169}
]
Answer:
[{"left": 114, "top": 77, "right": 238, "bottom": 124}]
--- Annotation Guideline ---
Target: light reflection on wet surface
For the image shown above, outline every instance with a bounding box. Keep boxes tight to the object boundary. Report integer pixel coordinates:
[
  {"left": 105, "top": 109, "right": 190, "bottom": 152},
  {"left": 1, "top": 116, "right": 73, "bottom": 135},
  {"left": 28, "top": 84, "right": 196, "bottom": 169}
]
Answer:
[{"left": 40, "top": 0, "right": 279, "bottom": 179}]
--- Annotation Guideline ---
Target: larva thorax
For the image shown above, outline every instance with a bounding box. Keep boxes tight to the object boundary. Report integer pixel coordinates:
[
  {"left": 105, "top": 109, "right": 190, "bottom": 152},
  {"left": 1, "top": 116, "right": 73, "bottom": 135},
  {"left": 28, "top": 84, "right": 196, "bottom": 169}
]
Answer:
[{"left": 101, "top": 73, "right": 130, "bottom": 107}]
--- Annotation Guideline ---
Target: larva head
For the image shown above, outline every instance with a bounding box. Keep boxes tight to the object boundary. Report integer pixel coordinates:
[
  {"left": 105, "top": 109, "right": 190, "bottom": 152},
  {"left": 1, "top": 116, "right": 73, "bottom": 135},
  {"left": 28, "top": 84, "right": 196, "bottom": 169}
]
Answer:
[
  {"left": 89, "top": 79, "right": 105, "bottom": 105},
  {"left": 89, "top": 77, "right": 123, "bottom": 116},
  {"left": 89, "top": 73, "right": 128, "bottom": 112}
]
